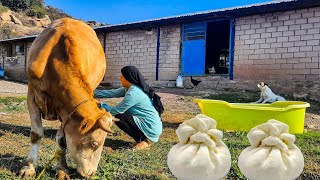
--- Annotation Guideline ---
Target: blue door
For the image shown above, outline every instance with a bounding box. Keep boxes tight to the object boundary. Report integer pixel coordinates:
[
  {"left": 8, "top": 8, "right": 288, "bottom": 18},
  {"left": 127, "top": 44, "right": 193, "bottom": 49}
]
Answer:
[
  {"left": 0, "top": 64, "right": 3, "bottom": 78},
  {"left": 181, "top": 22, "right": 206, "bottom": 76}
]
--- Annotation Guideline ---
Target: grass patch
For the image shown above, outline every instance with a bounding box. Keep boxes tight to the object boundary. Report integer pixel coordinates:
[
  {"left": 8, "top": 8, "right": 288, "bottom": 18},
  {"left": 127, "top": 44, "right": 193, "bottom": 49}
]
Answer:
[
  {"left": 0, "top": 97, "right": 27, "bottom": 113},
  {"left": 0, "top": 3, "right": 8, "bottom": 14},
  {"left": 0, "top": 123, "right": 319, "bottom": 179},
  {"left": 97, "top": 141, "right": 173, "bottom": 180},
  {"left": 0, "top": 93, "right": 319, "bottom": 179}
]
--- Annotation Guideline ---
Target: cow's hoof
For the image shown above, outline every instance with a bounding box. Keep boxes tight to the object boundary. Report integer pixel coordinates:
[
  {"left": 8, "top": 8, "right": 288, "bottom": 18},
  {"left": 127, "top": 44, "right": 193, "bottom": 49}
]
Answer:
[
  {"left": 57, "top": 169, "right": 70, "bottom": 180},
  {"left": 19, "top": 164, "right": 36, "bottom": 178}
]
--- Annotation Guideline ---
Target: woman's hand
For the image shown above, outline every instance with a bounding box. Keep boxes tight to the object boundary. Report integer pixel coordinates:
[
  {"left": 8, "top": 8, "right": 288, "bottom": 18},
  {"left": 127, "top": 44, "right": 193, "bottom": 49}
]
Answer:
[{"left": 99, "top": 102, "right": 113, "bottom": 112}]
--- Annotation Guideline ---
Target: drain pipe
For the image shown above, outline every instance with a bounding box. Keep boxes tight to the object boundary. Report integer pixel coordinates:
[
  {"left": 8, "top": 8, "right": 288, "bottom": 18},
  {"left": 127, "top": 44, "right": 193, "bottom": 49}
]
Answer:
[
  {"left": 103, "top": 32, "right": 107, "bottom": 53},
  {"left": 156, "top": 26, "right": 160, "bottom": 81},
  {"left": 103, "top": 32, "right": 107, "bottom": 82},
  {"left": 24, "top": 43, "right": 27, "bottom": 76}
]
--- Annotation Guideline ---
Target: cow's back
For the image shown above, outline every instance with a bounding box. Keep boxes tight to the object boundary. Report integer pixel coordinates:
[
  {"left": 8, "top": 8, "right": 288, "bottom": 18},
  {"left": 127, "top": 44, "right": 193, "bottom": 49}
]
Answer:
[{"left": 27, "top": 18, "right": 106, "bottom": 119}]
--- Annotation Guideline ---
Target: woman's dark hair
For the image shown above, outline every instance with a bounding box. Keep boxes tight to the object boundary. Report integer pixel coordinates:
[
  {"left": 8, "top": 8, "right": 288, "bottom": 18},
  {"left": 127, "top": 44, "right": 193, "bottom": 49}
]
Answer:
[{"left": 121, "top": 66, "right": 164, "bottom": 116}]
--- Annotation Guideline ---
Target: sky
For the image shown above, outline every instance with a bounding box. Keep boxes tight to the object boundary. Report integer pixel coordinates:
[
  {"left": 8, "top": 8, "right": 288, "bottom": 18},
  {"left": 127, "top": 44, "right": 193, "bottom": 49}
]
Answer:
[{"left": 45, "top": 0, "right": 275, "bottom": 25}]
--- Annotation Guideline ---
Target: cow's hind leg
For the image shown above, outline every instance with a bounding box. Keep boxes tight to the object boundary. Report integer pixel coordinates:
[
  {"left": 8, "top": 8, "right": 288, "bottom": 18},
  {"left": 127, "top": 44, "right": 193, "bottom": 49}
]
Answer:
[
  {"left": 55, "top": 128, "right": 70, "bottom": 180},
  {"left": 20, "top": 92, "right": 43, "bottom": 178}
]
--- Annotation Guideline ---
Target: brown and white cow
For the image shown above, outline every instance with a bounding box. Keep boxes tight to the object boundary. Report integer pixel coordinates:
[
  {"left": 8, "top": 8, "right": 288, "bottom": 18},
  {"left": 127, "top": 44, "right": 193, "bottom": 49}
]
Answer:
[{"left": 19, "top": 18, "right": 113, "bottom": 178}]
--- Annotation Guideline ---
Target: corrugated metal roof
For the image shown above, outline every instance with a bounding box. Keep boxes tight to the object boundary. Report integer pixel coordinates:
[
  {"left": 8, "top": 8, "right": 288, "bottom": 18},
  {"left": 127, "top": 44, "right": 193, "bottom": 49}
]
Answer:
[
  {"left": 94, "top": 0, "right": 293, "bottom": 30},
  {"left": 1, "top": 0, "right": 319, "bottom": 41},
  {"left": 94, "top": 0, "right": 320, "bottom": 32},
  {"left": 0, "top": 35, "right": 38, "bottom": 42}
]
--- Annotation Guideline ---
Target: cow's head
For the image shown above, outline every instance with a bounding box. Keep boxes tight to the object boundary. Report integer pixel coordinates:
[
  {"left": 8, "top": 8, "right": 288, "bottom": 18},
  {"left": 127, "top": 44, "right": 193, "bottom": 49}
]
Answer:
[{"left": 63, "top": 110, "right": 113, "bottom": 177}]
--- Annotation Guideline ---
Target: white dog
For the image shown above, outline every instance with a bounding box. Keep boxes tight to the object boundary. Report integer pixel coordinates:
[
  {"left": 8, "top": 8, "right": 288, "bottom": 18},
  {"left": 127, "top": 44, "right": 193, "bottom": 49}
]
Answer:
[{"left": 253, "top": 82, "right": 285, "bottom": 104}]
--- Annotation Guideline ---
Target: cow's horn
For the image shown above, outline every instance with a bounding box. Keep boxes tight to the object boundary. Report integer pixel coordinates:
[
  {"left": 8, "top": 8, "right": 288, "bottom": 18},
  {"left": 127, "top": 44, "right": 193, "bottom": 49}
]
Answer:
[
  {"left": 98, "top": 117, "right": 113, "bottom": 133},
  {"left": 113, "top": 117, "right": 120, "bottom": 122}
]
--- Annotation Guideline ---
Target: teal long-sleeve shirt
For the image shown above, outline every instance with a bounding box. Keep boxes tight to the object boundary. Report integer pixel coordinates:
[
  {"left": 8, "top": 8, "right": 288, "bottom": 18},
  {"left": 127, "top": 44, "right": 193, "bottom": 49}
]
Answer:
[{"left": 94, "top": 85, "right": 162, "bottom": 142}]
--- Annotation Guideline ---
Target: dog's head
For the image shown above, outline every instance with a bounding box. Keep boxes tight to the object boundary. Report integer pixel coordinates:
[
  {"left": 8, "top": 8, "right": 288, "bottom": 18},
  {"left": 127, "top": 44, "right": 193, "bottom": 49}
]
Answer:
[{"left": 257, "top": 82, "right": 268, "bottom": 91}]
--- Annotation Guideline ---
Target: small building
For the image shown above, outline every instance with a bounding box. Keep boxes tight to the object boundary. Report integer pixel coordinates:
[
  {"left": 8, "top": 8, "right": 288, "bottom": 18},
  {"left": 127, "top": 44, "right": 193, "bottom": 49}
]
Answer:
[
  {"left": 0, "top": 35, "right": 36, "bottom": 81},
  {"left": 1, "top": 0, "right": 320, "bottom": 97}
]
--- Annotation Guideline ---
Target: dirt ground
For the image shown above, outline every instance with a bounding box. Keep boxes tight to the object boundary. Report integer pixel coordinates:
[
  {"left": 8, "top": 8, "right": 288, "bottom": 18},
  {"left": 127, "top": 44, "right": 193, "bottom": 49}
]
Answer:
[{"left": 0, "top": 79, "right": 319, "bottom": 130}]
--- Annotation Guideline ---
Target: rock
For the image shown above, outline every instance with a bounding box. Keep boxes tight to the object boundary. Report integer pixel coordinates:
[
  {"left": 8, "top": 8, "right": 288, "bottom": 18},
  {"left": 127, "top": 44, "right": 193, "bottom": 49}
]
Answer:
[
  {"left": 0, "top": 10, "right": 12, "bottom": 21},
  {"left": 28, "top": 19, "right": 41, "bottom": 27},
  {"left": 105, "top": 147, "right": 113, "bottom": 153},
  {"left": 10, "top": 14, "right": 22, "bottom": 25},
  {"left": 86, "top": 20, "right": 101, "bottom": 27},
  {"left": 293, "top": 93, "right": 308, "bottom": 99},
  {"left": 2, "top": 21, "right": 14, "bottom": 25},
  {"left": 308, "top": 125, "right": 315, "bottom": 129},
  {"left": 37, "top": 15, "right": 51, "bottom": 28},
  {"left": 311, "top": 115, "right": 320, "bottom": 119},
  {"left": 0, "top": 10, "right": 22, "bottom": 25}
]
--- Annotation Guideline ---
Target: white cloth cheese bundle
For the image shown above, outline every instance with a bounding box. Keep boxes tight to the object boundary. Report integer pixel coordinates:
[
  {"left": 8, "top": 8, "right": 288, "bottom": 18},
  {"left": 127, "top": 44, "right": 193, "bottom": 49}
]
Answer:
[
  {"left": 167, "top": 114, "right": 231, "bottom": 180},
  {"left": 238, "top": 119, "right": 304, "bottom": 180}
]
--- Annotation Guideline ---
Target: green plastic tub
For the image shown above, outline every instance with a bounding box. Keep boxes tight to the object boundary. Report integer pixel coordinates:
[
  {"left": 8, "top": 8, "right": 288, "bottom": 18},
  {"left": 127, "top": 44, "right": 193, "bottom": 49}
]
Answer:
[{"left": 194, "top": 99, "right": 310, "bottom": 134}]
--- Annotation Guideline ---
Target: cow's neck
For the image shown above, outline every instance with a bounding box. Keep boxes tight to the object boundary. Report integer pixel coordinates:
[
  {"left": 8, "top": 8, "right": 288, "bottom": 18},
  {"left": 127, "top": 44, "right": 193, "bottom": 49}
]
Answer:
[{"left": 61, "top": 88, "right": 102, "bottom": 123}]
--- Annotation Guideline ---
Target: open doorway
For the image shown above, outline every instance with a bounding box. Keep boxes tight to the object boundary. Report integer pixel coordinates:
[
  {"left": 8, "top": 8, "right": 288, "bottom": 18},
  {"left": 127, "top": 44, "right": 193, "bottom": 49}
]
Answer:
[{"left": 205, "top": 20, "right": 230, "bottom": 75}]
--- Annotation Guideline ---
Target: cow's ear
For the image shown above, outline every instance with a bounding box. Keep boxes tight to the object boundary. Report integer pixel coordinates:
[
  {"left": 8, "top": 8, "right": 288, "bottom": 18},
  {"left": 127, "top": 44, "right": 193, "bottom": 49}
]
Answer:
[{"left": 79, "top": 119, "right": 95, "bottom": 134}]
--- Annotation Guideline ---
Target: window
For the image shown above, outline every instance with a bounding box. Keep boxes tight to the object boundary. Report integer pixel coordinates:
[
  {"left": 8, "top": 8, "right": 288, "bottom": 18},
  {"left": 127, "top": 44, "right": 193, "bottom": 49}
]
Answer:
[
  {"left": 183, "top": 24, "right": 206, "bottom": 41},
  {"left": 7, "top": 44, "right": 13, "bottom": 57},
  {"left": 15, "top": 44, "right": 25, "bottom": 54}
]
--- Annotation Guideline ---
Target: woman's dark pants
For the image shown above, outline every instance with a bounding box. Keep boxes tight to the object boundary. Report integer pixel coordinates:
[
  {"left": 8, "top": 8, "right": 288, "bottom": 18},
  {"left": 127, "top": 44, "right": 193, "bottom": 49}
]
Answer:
[{"left": 114, "top": 114, "right": 147, "bottom": 143}]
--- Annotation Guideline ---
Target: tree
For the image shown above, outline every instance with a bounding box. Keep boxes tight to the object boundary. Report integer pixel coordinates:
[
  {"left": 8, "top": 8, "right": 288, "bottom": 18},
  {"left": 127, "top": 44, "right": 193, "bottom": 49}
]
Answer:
[
  {"left": 0, "top": 0, "right": 28, "bottom": 11},
  {"left": 25, "top": 0, "right": 44, "bottom": 8},
  {"left": 46, "top": 6, "right": 71, "bottom": 20}
]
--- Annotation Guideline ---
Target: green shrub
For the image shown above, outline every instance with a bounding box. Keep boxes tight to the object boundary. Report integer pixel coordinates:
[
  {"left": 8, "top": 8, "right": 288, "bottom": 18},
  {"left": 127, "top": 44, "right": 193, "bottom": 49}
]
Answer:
[
  {"left": 46, "top": 5, "right": 71, "bottom": 20},
  {"left": 0, "top": 25, "right": 12, "bottom": 39},
  {"left": 25, "top": 5, "right": 46, "bottom": 18},
  {"left": 0, "top": 3, "right": 9, "bottom": 13},
  {"left": 0, "top": 0, "right": 28, "bottom": 11},
  {"left": 25, "top": 0, "right": 43, "bottom": 8}
]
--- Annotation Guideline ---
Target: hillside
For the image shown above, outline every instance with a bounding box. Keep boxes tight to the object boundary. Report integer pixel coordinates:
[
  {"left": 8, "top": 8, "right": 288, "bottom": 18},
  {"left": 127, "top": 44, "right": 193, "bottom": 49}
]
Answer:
[{"left": 0, "top": 0, "right": 107, "bottom": 40}]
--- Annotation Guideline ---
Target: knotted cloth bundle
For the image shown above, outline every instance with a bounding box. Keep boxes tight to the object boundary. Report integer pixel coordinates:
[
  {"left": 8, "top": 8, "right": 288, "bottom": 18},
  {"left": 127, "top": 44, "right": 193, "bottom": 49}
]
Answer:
[
  {"left": 238, "top": 119, "right": 304, "bottom": 180},
  {"left": 167, "top": 114, "right": 231, "bottom": 180}
]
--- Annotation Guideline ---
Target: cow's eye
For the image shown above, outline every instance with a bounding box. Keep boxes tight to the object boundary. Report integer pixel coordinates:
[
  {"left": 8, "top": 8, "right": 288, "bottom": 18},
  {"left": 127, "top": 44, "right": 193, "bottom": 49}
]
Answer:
[{"left": 92, "top": 141, "right": 99, "bottom": 149}]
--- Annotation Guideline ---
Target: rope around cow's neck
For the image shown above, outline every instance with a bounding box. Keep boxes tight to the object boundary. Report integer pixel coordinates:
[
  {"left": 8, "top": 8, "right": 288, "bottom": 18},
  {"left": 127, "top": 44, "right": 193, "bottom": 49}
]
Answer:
[
  {"left": 63, "top": 98, "right": 95, "bottom": 130},
  {"left": 36, "top": 150, "right": 63, "bottom": 180}
]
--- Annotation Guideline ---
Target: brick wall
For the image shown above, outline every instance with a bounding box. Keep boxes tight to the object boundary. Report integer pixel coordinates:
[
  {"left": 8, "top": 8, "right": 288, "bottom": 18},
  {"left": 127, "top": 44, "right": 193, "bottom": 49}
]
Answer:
[
  {"left": 234, "top": 7, "right": 320, "bottom": 81},
  {"left": 158, "top": 25, "right": 181, "bottom": 81},
  {"left": 101, "top": 25, "right": 181, "bottom": 85}
]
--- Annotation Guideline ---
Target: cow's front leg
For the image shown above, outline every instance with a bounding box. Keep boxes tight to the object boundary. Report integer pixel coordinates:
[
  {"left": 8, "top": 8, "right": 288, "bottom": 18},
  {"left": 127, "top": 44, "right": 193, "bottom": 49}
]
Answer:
[
  {"left": 56, "top": 128, "right": 70, "bottom": 180},
  {"left": 20, "top": 94, "right": 43, "bottom": 178}
]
